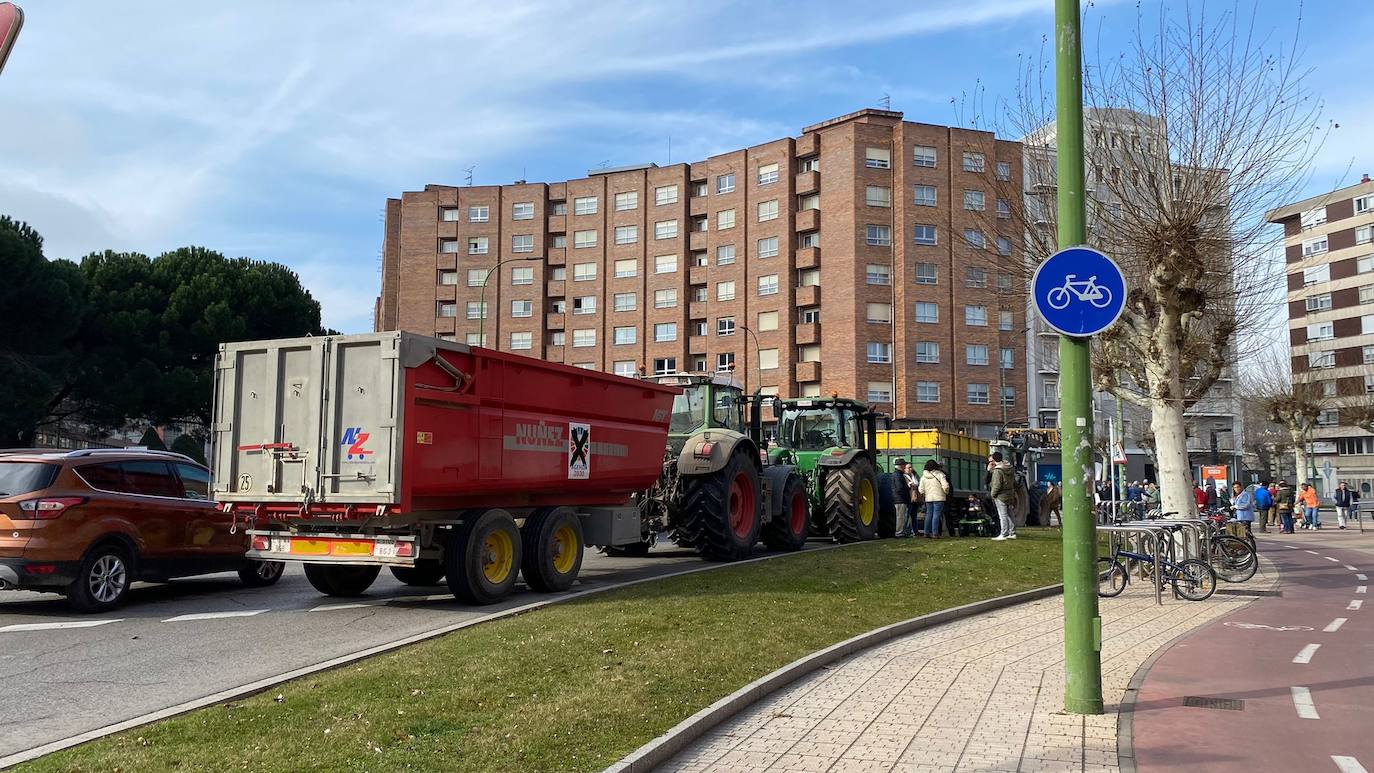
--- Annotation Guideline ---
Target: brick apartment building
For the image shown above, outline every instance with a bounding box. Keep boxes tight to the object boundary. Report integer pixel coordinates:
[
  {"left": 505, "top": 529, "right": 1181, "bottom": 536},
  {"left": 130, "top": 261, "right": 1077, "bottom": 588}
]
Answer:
[
  {"left": 376, "top": 108, "right": 1026, "bottom": 434},
  {"left": 1268, "top": 176, "right": 1374, "bottom": 495}
]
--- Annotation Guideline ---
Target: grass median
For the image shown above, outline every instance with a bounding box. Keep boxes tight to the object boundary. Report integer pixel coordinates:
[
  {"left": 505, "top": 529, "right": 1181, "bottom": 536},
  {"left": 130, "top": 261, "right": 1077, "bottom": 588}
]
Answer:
[{"left": 30, "top": 530, "right": 1062, "bottom": 773}]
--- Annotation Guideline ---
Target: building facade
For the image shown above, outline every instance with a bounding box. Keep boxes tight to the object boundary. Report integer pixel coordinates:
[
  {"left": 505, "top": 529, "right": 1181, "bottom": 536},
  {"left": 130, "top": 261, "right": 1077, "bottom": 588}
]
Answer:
[
  {"left": 376, "top": 109, "right": 1026, "bottom": 435},
  {"left": 1268, "top": 176, "right": 1374, "bottom": 496}
]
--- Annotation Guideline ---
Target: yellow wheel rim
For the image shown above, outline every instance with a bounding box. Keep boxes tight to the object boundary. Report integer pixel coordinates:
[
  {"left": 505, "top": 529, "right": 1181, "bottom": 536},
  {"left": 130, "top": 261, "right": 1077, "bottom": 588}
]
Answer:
[
  {"left": 481, "top": 529, "right": 514, "bottom": 583},
  {"left": 858, "top": 479, "right": 875, "bottom": 526},
  {"left": 551, "top": 524, "right": 578, "bottom": 574}
]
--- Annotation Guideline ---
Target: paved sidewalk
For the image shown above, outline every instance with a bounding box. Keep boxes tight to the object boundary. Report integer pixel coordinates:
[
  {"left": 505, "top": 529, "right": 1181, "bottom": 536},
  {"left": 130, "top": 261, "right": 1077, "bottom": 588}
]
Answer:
[{"left": 657, "top": 561, "right": 1277, "bottom": 772}]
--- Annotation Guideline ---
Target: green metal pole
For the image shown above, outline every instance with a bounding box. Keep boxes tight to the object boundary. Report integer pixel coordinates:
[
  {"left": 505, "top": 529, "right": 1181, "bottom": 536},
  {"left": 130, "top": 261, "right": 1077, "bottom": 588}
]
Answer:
[{"left": 1055, "top": 0, "right": 1104, "bottom": 715}]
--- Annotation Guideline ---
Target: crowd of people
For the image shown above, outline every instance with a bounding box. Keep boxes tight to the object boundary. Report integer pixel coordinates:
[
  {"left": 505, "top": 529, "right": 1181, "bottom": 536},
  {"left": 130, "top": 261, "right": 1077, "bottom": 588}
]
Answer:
[
  {"left": 888, "top": 452, "right": 1020, "bottom": 541},
  {"left": 1212, "top": 479, "right": 1358, "bottom": 535}
]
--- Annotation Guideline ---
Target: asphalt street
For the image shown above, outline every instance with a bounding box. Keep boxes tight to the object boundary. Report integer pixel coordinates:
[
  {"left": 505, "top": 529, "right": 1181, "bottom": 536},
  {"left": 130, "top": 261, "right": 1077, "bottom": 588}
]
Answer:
[{"left": 0, "top": 543, "right": 818, "bottom": 761}]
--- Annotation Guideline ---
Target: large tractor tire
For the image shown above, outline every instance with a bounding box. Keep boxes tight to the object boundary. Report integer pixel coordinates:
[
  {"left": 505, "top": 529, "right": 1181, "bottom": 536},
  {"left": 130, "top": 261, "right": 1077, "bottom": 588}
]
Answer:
[
  {"left": 824, "top": 456, "right": 879, "bottom": 543},
  {"left": 679, "top": 447, "right": 762, "bottom": 561},
  {"left": 521, "top": 506, "right": 584, "bottom": 592},
  {"left": 876, "top": 472, "right": 897, "bottom": 538},
  {"left": 761, "top": 473, "right": 809, "bottom": 552},
  {"left": 446, "top": 509, "right": 522, "bottom": 605}
]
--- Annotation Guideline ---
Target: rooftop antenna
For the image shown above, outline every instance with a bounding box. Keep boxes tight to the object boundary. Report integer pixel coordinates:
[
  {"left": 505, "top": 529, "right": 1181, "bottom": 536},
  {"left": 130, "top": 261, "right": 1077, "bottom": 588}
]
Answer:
[
  {"left": 463, "top": 165, "right": 476, "bottom": 187},
  {"left": 668, "top": 135, "right": 672, "bottom": 165},
  {"left": 879, "top": 93, "right": 891, "bottom": 110}
]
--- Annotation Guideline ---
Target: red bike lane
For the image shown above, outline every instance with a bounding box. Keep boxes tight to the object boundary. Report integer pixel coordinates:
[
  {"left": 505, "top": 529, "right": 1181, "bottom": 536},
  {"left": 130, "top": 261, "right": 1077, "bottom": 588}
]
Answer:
[{"left": 1128, "top": 537, "right": 1374, "bottom": 772}]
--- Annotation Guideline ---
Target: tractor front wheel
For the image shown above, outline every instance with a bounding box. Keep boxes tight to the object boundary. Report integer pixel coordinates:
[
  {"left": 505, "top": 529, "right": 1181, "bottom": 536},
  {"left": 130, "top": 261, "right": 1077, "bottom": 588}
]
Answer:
[
  {"left": 824, "top": 456, "right": 879, "bottom": 543},
  {"left": 762, "top": 473, "right": 809, "bottom": 552}
]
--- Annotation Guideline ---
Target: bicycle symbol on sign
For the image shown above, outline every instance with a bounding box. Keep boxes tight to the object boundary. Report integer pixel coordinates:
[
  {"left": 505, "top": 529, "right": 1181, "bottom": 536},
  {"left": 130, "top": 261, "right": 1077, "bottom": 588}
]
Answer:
[{"left": 1046, "top": 274, "right": 1114, "bottom": 310}]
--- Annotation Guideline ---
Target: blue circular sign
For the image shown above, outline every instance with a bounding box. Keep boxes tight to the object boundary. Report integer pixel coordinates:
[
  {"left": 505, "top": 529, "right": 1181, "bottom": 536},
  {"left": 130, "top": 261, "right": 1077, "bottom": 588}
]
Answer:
[{"left": 1031, "top": 247, "right": 1127, "bottom": 337}]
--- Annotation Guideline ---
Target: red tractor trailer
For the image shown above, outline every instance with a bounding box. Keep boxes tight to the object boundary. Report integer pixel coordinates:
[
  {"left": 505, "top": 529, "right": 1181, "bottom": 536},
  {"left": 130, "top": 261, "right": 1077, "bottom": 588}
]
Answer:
[{"left": 212, "top": 332, "right": 678, "bottom": 604}]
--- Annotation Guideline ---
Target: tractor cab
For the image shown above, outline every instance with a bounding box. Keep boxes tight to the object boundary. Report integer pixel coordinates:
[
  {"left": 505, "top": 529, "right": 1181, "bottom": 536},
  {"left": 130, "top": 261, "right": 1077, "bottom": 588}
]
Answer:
[
  {"left": 770, "top": 397, "right": 878, "bottom": 462},
  {"left": 650, "top": 372, "right": 749, "bottom": 455}
]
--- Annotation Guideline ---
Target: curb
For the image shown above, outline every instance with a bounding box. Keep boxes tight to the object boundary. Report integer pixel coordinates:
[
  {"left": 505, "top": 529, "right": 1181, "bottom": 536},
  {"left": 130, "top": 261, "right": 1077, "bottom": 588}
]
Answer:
[
  {"left": 605, "top": 582, "right": 1065, "bottom": 773},
  {"left": 0, "top": 542, "right": 856, "bottom": 770},
  {"left": 1115, "top": 552, "right": 1283, "bottom": 773}
]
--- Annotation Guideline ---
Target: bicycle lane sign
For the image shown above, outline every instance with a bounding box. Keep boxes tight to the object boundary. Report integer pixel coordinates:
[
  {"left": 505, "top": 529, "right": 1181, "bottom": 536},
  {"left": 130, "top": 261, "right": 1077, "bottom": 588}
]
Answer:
[{"left": 1031, "top": 246, "right": 1127, "bottom": 337}]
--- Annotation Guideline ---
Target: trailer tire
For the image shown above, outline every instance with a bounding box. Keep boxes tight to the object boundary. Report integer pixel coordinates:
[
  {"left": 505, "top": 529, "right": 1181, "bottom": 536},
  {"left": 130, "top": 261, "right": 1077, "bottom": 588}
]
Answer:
[
  {"left": 521, "top": 507, "right": 584, "bottom": 593},
  {"left": 446, "top": 509, "right": 522, "bottom": 605},
  {"left": 876, "top": 473, "right": 897, "bottom": 539},
  {"left": 389, "top": 560, "right": 445, "bottom": 586},
  {"left": 680, "top": 448, "right": 761, "bottom": 562},
  {"left": 303, "top": 564, "right": 381, "bottom": 597},
  {"left": 761, "top": 473, "right": 809, "bottom": 552},
  {"left": 824, "top": 456, "right": 879, "bottom": 543}
]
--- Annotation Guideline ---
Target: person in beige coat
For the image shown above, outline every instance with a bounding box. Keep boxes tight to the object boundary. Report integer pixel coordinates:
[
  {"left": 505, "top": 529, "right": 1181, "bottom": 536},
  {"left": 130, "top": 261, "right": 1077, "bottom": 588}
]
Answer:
[{"left": 918, "top": 459, "right": 951, "bottom": 538}]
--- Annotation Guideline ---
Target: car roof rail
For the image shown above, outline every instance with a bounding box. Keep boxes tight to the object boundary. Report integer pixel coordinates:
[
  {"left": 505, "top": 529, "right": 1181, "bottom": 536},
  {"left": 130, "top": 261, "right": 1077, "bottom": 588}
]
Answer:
[{"left": 64, "top": 447, "right": 198, "bottom": 464}]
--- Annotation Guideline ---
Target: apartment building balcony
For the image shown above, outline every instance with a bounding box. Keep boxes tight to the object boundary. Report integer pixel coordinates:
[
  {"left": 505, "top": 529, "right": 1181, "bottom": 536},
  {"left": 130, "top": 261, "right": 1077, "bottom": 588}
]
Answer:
[
  {"left": 688, "top": 264, "right": 708, "bottom": 286},
  {"left": 795, "top": 132, "right": 818, "bottom": 157},
  {"left": 688, "top": 335, "right": 707, "bottom": 353},
  {"left": 795, "top": 171, "right": 818, "bottom": 196},
  {"left": 795, "top": 322, "right": 819, "bottom": 345},
  {"left": 795, "top": 246, "right": 820, "bottom": 269},
  {"left": 545, "top": 279, "right": 564, "bottom": 297},
  {"left": 546, "top": 215, "right": 566, "bottom": 233},
  {"left": 546, "top": 247, "right": 565, "bottom": 265},
  {"left": 689, "top": 230, "right": 707, "bottom": 251},
  {"left": 795, "top": 285, "right": 819, "bottom": 306},
  {"left": 437, "top": 253, "right": 458, "bottom": 270},
  {"left": 795, "top": 209, "right": 819, "bottom": 232},
  {"left": 796, "top": 361, "right": 821, "bottom": 382},
  {"left": 436, "top": 284, "right": 456, "bottom": 301},
  {"left": 546, "top": 345, "right": 563, "bottom": 363},
  {"left": 690, "top": 195, "right": 708, "bottom": 217},
  {"left": 438, "top": 221, "right": 459, "bottom": 238},
  {"left": 546, "top": 313, "right": 565, "bottom": 331},
  {"left": 688, "top": 301, "right": 707, "bottom": 319}
]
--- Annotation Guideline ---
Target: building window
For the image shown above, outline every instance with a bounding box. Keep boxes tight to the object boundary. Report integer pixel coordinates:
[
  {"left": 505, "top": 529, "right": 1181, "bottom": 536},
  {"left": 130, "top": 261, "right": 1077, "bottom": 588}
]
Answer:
[
  {"left": 798, "top": 269, "right": 820, "bottom": 287},
  {"left": 511, "top": 300, "right": 533, "bottom": 318},
  {"left": 466, "top": 333, "right": 487, "bottom": 347},
  {"left": 466, "top": 301, "right": 487, "bottom": 320},
  {"left": 917, "top": 382, "right": 940, "bottom": 403},
  {"left": 438, "top": 269, "right": 458, "bottom": 286},
  {"left": 654, "top": 254, "right": 678, "bottom": 274},
  {"left": 716, "top": 174, "right": 736, "bottom": 194},
  {"left": 691, "top": 320, "right": 708, "bottom": 336},
  {"left": 717, "top": 317, "right": 736, "bottom": 336},
  {"left": 997, "top": 237, "right": 1013, "bottom": 257},
  {"left": 655, "top": 220, "right": 679, "bottom": 240},
  {"left": 1322, "top": 379, "right": 1339, "bottom": 397},
  {"left": 799, "top": 193, "right": 820, "bottom": 211},
  {"left": 758, "top": 275, "right": 779, "bottom": 296},
  {"left": 437, "top": 301, "right": 457, "bottom": 318},
  {"left": 963, "top": 152, "right": 986, "bottom": 173},
  {"left": 964, "top": 190, "right": 986, "bottom": 211},
  {"left": 1361, "top": 286, "right": 1374, "bottom": 305},
  {"left": 866, "top": 264, "right": 891, "bottom": 285},
  {"left": 965, "top": 305, "right": 988, "bottom": 326},
  {"left": 866, "top": 225, "right": 891, "bottom": 246},
  {"left": 440, "top": 207, "right": 460, "bottom": 222},
  {"left": 510, "top": 332, "right": 533, "bottom": 351},
  {"left": 549, "top": 331, "right": 564, "bottom": 346},
  {"left": 613, "top": 292, "right": 636, "bottom": 312},
  {"left": 653, "top": 289, "right": 677, "bottom": 309},
  {"left": 799, "top": 157, "right": 819, "bottom": 173},
  {"left": 1357, "top": 225, "right": 1373, "bottom": 245},
  {"left": 1356, "top": 194, "right": 1374, "bottom": 214},
  {"left": 552, "top": 234, "right": 566, "bottom": 248},
  {"left": 1302, "top": 236, "right": 1328, "bottom": 256},
  {"left": 573, "top": 262, "right": 597, "bottom": 282},
  {"left": 692, "top": 286, "right": 708, "bottom": 302},
  {"left": 1307, "top": 293, "right": 1333, "bottom": 312},
  {"left": 614, "top": 225, "right": 638, "bottom": 245},
  {"left": 966, "top": 344, "right": 989, "bottom": 366},
  {"left": 512, "top": 234, "right": 534, "bottom": 253},
  {"left": 864, "top": 147, "right": 891, "bottom": 169},
  {"left": 965, "top": 267, "right": 988, "bottom": 288},
  {"left": 1001, "top": 386, "right": 1016, "bottom": 407},
  {"left": 757, "top": 310, "right": 779, "bottom": 331},
  {"left": 758, "top": 236, "right": 779, "bottom": 259},
  {"left": 1365, "top": 345, "right": 1374, "bottom": 365},
  {"left": 967, "top": 383, "right": 990, "bottom": 405},
  {"left": 504, "top": 266, "right": 532, "bottom": 286},
  {"left": 798, "top": 345, "right": 821, "bottom": 363},
  {"left": 655, "top": 323, "right": 677, "bottom": 342},
  {"left": 759, "top": 348, "right": 779, "bottom": 370},
  {"left": 914, "top": 225, "right": 938, "bottom": 246},
  {"left": 757, "top": 200, "right": 779, "bottom": 222},
  {"left": 550, "top": 201, "right": 567, "bottom": 216},
  {"left": 613, "top": 258, "right": 638, "bottom": 279},
  {"left": 512, "top": 202, "right": 535, "bottom": 220},
  {"left": 866, "top": 302, "right": 892, "bottom": 324},
  {"left": 916, "top": 342, "right": 939, "bottom": 363},
  {"left": 572, "top": 296, "right": 596, "bottom": 315},
  {"left": 1309, "top": 350, "right": 1335, "bottom": 368},
  {"left": 997, "top": 198, "right": 1011, "bottom": 219},
  {"left": 999, "top": 311, "right": 1013, "bottom": 331},
  {"left": 1317, "top": 409, "right": 1340, "bottom": 427},
  {"left": 757, "top": 163, "right": 779, "bottom": 185},
  {"left": 614, "top": 191, "right": 638, "bottom": 211},
  {"left": 915, "top": 302, "right": 939, "bottom": 324},
  {"left": 655, "top": 185, "right": 678, "bottom": 206},
  {"left": 1302, "top": 265, "right": 1330, "bottom": 285},
  {"left": 613, "top": 360, "right": 636, "bottom": 377},
  {"left": 796, "top": 308, "right": 818, "bottom": 325},
  {"left": 1361, "top": 256, "right": 1374, "bottom": 275},
  {"left": 1001, "top": 348, "right": 1014, "bottom": 369},
  {"left": 867, "top": 381, "right": 893, "bottom": 403},
  {"left": 996, "top": 161, "right": 1011, "bottom": 181},
  {"left": 716, "top": 352, "right": 735, "bottom": 372},
  {"left": 1364, "top": 314, "right": 1374, "bottom": 335},
  {"left": 866, "top": 186, "right": 892, "bottom": 207},
  {"left": 717, "top": 281, "right": 736, "bottom": 301},
  {"left": 913, "top": 145, "right": 937, "bottom": 168},
  {"left": 468, "top": 205, "right": 489, "bottom": 222},
  {"left": 914, "top": 185, "right": 937, "bottom": 207},
  {"left": 574, "top": 230, "right": 597, "bottom": 249},
  {"left": 572, "top": 329, "right": 596, "bottom": 348},
  {"left": 709, "top": 244, "right": 733, "bottom": 266},
  {"left": 466, "top": 237, "right": 488, "bottom": 255},
  {"left": 550, "top": 267, "right": 565, "bottom": 281},
  {"left": 613, "top": 326, "right": 637, "bottom": 345},
  {"left": 964, "top": 229, "right": 986, "bottom": 249},
  {"left": 799, "top": 231, "right": 819, "bottom": 249},
  {"left": 717, "top": 209, "right": 736, "bottom": 230},
  {"left": 574, "top": 196, "right": 598, "bottom": 215},
  {"left": 467, "top": 268, "right": 488, "bottom": 287},
  {"left": 653, "top": 357, "right": 676, "bottom": 375}
]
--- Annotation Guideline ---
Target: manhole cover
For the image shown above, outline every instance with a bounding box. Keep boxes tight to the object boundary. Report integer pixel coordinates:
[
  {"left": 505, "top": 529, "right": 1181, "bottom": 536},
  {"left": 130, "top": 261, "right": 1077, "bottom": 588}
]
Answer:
[{"left": 1183, "top": 696, "right": 1244, "bottom": 711}]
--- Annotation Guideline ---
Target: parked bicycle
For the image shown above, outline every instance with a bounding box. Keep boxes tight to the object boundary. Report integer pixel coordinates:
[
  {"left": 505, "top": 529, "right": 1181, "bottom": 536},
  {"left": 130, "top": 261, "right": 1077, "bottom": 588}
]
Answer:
[{"left": 1097, "top": 524, "right": 1218, "bottom": 600}]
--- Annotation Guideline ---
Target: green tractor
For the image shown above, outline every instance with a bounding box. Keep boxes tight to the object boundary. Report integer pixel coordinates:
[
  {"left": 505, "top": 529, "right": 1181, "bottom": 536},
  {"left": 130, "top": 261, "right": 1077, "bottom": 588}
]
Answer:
[
  {"left": 611, "top": 372, "right": 808, "bottom": 561},
  {"left": 768, "top": 397, "right": 884, "bottom": 543}
]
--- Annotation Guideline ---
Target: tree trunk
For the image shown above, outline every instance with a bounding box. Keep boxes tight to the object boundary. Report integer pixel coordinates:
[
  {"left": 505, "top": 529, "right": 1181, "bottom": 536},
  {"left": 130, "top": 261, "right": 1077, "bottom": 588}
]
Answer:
[
  {"left": 1288, "top": 426, "right": 1308, "bottom": 486},
  {"left": 1150, "top": 396, "right": 1194, "bottom": 517}
]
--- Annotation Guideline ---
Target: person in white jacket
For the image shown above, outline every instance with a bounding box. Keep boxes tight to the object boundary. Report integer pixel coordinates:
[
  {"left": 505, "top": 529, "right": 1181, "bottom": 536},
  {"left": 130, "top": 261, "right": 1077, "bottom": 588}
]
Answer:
[{"left": 918, "top": 460, "right": 951, "bottom": 538}]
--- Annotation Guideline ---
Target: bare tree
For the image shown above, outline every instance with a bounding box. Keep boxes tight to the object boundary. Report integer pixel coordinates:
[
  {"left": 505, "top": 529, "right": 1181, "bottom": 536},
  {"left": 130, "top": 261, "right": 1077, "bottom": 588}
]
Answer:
[
  {"left": 1243, "top": 352, "right": 1325, "bottom": 486},
  {"left": 983, "top": 3, "right": 1324, "bottom": 518}
]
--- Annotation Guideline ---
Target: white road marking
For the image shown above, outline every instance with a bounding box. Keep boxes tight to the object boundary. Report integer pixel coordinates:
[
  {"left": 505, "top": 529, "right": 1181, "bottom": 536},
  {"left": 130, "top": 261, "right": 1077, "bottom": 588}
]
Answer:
[
  {"left": 1345, "top": 565, "right": 1360, "bottom": 571},
  {"left": 1359, "top": 574, "right": 1369, "bottom": 581},
  {"left": 1327, "top": 556, "right": 1340, "bottom": 562},
  {"left": 1286, "top": 545, "right": 1299, "bottom": 549},
  {"left": 0, "top": 619, "right": 122, "bottom": 633},
  {"left": 162, "top": 610, "right": 267, "bottom": 623},
  {"left": 309, "top": 602, "right": 385, "bottom": 613},
  {"left": 1325, "top": 618, "right": 1348, "bottom": 633},
  {"left": 1359, "top": 586, "right": 1368, "bottom": 594},
  {"left": 1292, "top": 686, "right": 1320, "bottom": 719},
  {"left": 1306, "top": 550, "right": 1320, "bottom": 555},
  {"left": 1293, "top": 643, "right": 1322, "bottom": 664},
  {"left": 1348, "top": 600, "right": 1364, "bottom": 611},
  {"left": 1333, "top": 755, "right": 1369, "bottom": 773}
]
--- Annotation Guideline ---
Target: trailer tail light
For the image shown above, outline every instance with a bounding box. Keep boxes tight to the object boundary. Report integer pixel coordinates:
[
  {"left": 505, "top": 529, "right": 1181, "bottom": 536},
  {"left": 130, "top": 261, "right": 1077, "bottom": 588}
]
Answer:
[
  {"left": 395, "top": 541, "right": 414, "bottom": 558},
  {"left": 251, "top": 535, "right": 271, "bottom": 551},
  {"left": 17, "top": 496, "right": 86, "bottom": 519},
  {"left": 694, "top": 442, "right": 716, "bottom": 459}
]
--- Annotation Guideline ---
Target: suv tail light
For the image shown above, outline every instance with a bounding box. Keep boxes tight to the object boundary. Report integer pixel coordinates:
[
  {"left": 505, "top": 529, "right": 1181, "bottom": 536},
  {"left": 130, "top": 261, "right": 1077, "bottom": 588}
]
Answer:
[{"left": 18, "top": 496, "right": 87, "bottom": 519}]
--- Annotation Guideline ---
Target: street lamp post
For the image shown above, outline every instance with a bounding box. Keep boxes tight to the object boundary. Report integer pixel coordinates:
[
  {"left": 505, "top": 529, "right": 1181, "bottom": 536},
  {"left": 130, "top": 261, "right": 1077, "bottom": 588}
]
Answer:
[
  {"left": 737, "top": 324, "right": 762, "bottom": 394},
  {"left": 477, "top": 255, "right": 543, "bottom": 344}
]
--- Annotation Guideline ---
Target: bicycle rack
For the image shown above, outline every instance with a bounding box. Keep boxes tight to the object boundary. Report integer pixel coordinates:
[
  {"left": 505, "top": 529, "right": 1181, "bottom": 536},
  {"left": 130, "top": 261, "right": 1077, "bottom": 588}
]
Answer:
[{"left": 1096, "top": 523, "right": 1172, "bottom": 605}]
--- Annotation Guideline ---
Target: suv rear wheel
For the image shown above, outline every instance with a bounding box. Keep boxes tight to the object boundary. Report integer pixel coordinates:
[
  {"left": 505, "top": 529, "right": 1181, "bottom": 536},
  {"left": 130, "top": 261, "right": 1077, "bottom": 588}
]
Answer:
[
  {"left": 68, "top": 543, "right": 134, "bottom": 613},
  {"left": 238, "top": 560, "right": 286, "bottom": 588}
]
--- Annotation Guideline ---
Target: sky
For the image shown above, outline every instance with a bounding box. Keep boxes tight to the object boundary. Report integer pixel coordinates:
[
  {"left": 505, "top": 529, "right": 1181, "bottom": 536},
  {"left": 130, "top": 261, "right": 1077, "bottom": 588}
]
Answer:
[{"left": 1, "top": 0, "right": 1370, "bottom": 334}]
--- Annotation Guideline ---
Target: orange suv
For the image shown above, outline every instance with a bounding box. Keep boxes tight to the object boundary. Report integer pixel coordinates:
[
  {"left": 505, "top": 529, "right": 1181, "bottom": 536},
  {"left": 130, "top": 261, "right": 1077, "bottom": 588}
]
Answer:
[{"left": 0, "top": 448, "right": 284, "bottom": 612}]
